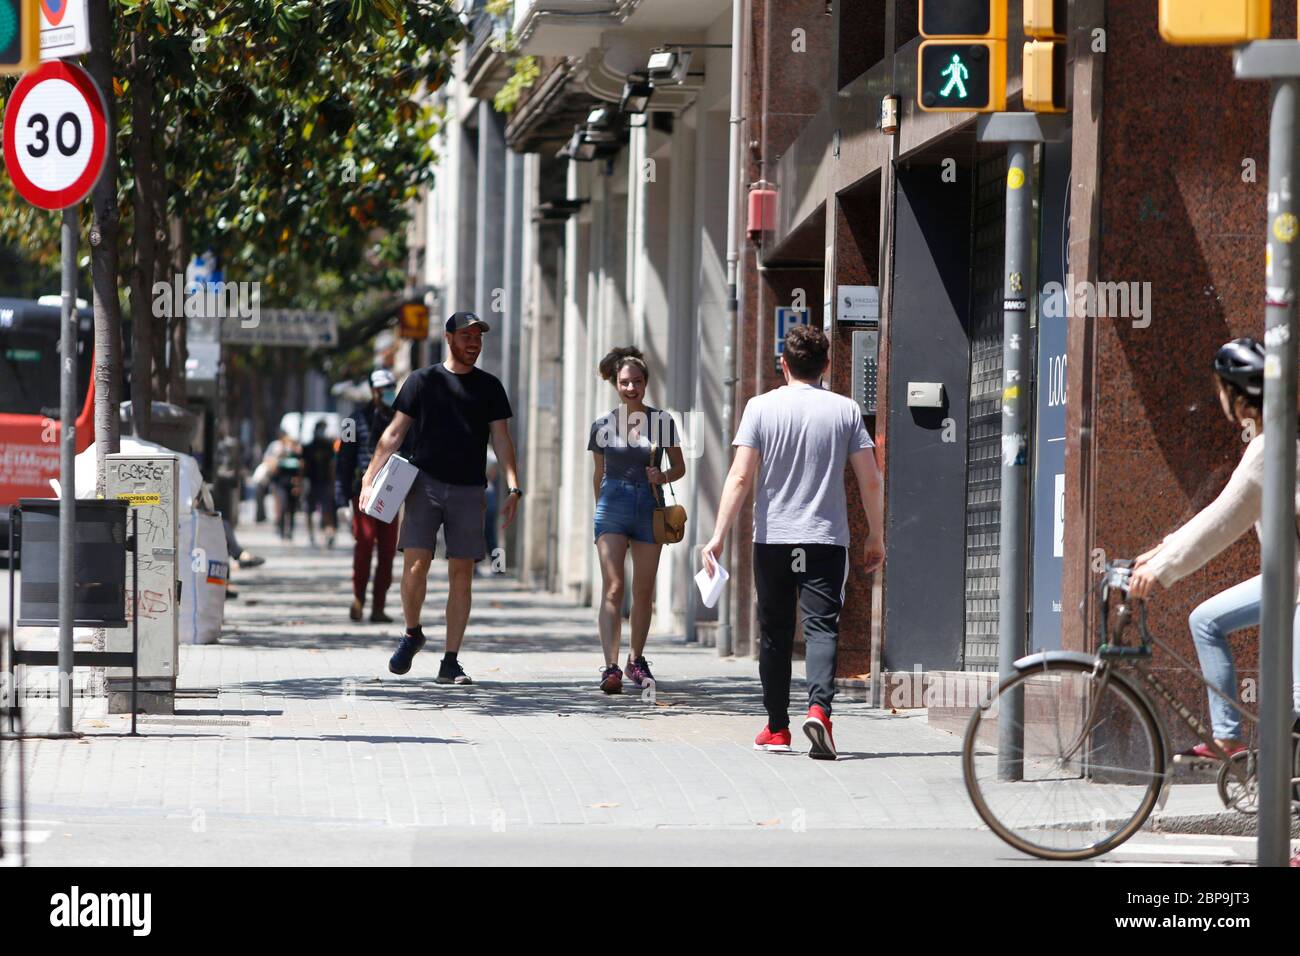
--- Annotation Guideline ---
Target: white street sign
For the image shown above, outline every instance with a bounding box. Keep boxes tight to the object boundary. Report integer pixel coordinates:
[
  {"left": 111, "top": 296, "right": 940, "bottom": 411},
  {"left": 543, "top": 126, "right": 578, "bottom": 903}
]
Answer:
[
  {"left": 39, "top": 0, "right": 91, "bottom": 60},
  {"left": 837, "top": 285, "right": 880, "bottom": 325},
  {"left": 220, "top": 310, "right": 339, "bottom": 348}
]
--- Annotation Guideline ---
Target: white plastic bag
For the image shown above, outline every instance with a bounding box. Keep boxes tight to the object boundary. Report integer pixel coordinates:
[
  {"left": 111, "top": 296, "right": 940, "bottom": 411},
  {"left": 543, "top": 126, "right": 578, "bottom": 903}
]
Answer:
[{"left": 179, "top": 510, "right": 228, "bottom": 645}]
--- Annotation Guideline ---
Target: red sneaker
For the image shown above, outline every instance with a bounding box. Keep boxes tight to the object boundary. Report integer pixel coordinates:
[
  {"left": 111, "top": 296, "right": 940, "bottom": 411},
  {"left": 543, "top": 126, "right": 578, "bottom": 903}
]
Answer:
[
  {"left": 1176, "top": 741, "right": 1246, "bottom": 762},
  {"left": 754, "top": 725, "right": 792, "bottom": 752},
  {"left": 802, "top": 705, "right": 837, "bottom": 760}
]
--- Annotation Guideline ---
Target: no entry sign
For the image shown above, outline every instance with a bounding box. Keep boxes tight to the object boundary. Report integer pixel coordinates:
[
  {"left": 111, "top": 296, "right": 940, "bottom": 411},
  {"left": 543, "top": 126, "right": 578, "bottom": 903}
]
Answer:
[{"left": 3, "top": 60, "right": 108, "bottom": 210}]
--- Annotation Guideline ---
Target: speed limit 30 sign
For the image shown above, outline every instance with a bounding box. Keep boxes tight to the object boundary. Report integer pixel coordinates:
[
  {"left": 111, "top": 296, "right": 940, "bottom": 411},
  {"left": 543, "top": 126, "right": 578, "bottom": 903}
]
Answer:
[{"left": 3, "top": 60, "right": 108, "bottom": 210}]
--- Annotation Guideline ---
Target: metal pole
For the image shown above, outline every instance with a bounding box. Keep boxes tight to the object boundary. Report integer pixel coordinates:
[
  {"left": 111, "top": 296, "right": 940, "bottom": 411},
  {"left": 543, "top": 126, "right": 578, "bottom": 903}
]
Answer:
[
  {"left": 1257, "top": 77, "right": 1298, "bottom": 869},
  {"left": 131, "top": 509, "right": 139, "bottom": 737},
  {"left": 996, "top": 142, "right": 1035, "bottom": 780},
  {"left": 58, "top": 206, "right": 79, "bottom": 736},
  {"left": 714, "top": 0, "right": 746, "bottom": 659}
]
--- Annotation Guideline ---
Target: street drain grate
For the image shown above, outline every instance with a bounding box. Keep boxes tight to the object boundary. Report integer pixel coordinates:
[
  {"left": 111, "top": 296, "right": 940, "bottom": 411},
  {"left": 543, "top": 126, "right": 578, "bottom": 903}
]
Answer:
[
  {"left": 607, "top": 737, "right": 652, "bottom": 743},
  {"left": 138, "top": 717, "right": 250, "bottom": 727}
]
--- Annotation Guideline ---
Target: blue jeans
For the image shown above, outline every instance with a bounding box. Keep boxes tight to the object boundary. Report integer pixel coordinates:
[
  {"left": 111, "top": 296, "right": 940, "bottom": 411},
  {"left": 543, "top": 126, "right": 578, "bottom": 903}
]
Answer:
[
  {"left": 1188, "top": 574, "right": 1300, "bottom": 740},
  {"left": 593, "top": 478, "right": 656, "bottom": 543}
]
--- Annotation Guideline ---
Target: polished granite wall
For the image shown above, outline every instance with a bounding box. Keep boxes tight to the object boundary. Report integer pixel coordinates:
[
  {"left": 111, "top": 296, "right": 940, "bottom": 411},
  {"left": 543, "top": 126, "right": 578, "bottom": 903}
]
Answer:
[
  {"left": 1063, "top": 3, "right": 1298, "bottom": 745},
  {"left": 830, "top": 190, "right": 881, "bottom": 677}
]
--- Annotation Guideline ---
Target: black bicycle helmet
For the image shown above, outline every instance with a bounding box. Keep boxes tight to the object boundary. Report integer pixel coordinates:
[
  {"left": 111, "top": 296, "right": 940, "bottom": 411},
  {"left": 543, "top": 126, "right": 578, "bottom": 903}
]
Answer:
[{"left": 1213, "top": 337, "right": 1265, "bottom": 398}]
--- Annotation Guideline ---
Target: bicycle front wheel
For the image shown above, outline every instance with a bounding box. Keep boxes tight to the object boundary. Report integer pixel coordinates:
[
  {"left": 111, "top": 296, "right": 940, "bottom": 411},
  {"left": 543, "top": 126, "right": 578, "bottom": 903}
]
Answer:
[{"left": 963, "top": 659, "right": 1166, "bottom": 861}]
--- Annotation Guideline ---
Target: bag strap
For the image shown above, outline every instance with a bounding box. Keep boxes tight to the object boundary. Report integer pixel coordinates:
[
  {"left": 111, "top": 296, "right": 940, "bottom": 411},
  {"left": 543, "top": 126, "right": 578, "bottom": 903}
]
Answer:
[{"left": 650, "top": 444, "right": 676, "bottom": 506}]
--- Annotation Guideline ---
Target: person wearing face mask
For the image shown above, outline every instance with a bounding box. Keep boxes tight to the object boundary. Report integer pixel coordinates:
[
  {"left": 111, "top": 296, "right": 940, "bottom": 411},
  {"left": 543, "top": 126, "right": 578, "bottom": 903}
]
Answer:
[{"left": 338, "top": 369, "right": 405, "bottom": 623}]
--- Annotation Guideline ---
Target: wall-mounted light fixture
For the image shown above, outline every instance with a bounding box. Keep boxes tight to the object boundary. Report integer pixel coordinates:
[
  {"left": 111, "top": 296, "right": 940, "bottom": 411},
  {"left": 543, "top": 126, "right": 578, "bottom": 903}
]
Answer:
[
  {"left": 557, "top": 126, "right": 598, "bottom": 162},
  {"left": 532, "top": 198, "right": 590, "bottom": 223},
  {"left": 881, "top": 94, "right": 900, "bottom": 135},
  {"left": 646, "top": 47, "right": 693, "bottom": 85},
  {"left": 620, "top": 71, "right": 655, "bottom": 114}
]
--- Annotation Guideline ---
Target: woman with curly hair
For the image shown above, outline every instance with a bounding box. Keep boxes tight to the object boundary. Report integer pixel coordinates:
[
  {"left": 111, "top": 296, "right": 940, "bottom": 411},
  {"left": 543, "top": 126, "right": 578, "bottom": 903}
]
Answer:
[{"left": 587, "top": 347, "right": 686, "bottom": 693}]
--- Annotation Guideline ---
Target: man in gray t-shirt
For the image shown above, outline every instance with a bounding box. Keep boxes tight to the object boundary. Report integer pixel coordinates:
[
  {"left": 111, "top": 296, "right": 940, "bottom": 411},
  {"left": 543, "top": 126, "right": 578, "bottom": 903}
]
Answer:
[{"left": 702, "top": 324, "right": 884, "bottom": 760}]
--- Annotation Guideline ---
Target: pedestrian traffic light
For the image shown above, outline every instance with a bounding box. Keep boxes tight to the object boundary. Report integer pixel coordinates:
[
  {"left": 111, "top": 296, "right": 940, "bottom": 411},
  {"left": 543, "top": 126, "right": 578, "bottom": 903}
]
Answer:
[
  {"left": 0, "top": 0, "right": 39, "bottom": 75},
  {"left": 920, "top": 1, "right": 1007, "bottom": 39},
  {"left": 1024, "top": 0, "right": 1068, "bottom": 40},
  {"left": 1023, "top": 40, "right": 1067, "bottom": 113},
  {"left": 918, "top": 1, "right": 1007, "bottom": 113},
  {"left": 918, "top": 42, "right": 1007, "bottom": 113},
  {"left": 1158, "top": 1, "right": 1270, "bottom": 46}
]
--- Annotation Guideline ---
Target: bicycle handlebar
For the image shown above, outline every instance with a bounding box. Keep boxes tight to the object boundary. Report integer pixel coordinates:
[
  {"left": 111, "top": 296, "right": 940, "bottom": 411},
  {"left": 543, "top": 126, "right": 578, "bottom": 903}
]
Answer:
[{"left": 1096, "top": 560, "right": 1154, "bottom": 655}]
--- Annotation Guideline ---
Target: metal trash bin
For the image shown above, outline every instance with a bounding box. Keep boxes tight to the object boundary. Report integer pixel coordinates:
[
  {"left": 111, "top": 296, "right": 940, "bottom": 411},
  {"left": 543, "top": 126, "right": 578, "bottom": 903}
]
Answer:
[{"left": 119, "top": 401, "right": 199, "bottom": 455}]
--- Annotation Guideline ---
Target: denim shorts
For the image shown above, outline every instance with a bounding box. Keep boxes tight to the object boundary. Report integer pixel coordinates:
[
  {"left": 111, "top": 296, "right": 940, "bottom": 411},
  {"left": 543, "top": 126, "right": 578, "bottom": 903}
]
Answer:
[{"left": 594, "top": 478, "right": 657, "bottom": 544}]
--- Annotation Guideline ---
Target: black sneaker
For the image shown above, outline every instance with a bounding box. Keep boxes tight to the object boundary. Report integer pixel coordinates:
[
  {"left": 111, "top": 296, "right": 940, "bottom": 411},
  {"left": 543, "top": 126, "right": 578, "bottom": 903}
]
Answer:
[
  {"left": 388, "top": 631, "right": 426, "bottom": 675},
  {"left": 436, "top": 659, "right": 473, "bottom": 685}
]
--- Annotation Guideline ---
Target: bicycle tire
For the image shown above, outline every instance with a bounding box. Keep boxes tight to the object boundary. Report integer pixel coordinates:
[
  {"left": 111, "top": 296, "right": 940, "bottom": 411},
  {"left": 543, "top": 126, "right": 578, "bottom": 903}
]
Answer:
[{"left": 963, "top": 658, "right": 1166, "bottom": 861}]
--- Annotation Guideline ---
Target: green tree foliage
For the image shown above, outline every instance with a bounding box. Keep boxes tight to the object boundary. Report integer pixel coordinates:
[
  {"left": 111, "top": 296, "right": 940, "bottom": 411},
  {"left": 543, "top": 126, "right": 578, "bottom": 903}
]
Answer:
[{"left": 0, "top": 0, "right": 464, "bottom": 347}]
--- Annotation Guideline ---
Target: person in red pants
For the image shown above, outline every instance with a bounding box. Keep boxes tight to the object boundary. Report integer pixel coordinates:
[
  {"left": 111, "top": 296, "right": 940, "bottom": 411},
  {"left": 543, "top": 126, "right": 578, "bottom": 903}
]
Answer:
[{"left": 338, "top": 370, "right": 405, "bottom": 623}]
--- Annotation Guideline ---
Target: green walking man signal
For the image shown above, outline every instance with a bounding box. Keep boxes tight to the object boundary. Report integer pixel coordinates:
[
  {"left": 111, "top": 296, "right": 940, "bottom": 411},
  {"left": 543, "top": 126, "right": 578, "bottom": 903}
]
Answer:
[
  {"left": 939, "top": 53, "right": 970, "bottom": 99},
  {"left": 917, "top": 2, "right": 1007, "bottom": 113}
]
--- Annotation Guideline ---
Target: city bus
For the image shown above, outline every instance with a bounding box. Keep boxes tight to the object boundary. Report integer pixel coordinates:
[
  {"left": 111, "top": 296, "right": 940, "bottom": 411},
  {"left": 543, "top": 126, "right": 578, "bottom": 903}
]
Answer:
[{"left": 0, "top": 298, "right": 95, "bottom": 553}]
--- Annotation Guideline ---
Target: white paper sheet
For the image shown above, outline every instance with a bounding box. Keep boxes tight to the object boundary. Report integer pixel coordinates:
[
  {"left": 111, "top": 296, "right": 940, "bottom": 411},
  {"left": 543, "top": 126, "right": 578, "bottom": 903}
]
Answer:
[{"left": 694, "top": 561, "right": 730, "bottom": 609}]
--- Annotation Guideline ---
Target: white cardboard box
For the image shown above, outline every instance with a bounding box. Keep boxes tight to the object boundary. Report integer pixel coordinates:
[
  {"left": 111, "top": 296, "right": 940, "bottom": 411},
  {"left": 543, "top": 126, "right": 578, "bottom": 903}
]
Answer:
[{"left": 364, "top": 455, "right": 418, "bottom": 523}]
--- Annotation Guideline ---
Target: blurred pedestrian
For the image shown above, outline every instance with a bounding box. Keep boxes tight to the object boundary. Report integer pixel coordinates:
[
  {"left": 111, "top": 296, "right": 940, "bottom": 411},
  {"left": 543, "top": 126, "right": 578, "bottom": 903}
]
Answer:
[
  {"left": 303, "top": 419, "right": 338, "bottom": 549},
  {"left": 264, "top": 430, "right": 303, "bottom": 541},
  {"left": 338, "top": 370, "right": 403, "bottom": 623},
  {"left": 214, "top": 425, "right": 244, "bottom": 528}
]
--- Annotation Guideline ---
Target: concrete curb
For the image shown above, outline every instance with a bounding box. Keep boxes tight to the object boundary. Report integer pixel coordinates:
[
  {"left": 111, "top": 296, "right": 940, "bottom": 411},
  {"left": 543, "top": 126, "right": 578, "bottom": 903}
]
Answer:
[{"left": 1146, "top": 811, "right": 1300, "bottom": 837}]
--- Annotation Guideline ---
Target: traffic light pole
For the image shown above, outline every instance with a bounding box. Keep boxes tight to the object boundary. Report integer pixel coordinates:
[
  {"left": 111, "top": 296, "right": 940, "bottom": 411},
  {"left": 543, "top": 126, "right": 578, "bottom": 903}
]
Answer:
[
  {"left": 1235, "top": 41, "right": 1299, "bottom": 870},
  {"left": 977, "top": 113, "right": 1068, "bottom": 780}
]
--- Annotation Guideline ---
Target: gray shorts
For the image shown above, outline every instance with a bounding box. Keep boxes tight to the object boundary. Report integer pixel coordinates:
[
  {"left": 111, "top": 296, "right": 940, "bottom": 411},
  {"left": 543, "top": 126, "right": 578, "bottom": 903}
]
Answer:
[{"left": 397, "top": 471, "right": 487, "bottom": 560}]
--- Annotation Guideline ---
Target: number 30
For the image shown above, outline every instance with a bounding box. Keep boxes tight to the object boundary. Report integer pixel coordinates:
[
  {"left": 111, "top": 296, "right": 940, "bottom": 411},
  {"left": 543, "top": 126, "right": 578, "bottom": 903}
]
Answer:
[{"left": 26, "top": 112, "right": 83, "bottom": 158}]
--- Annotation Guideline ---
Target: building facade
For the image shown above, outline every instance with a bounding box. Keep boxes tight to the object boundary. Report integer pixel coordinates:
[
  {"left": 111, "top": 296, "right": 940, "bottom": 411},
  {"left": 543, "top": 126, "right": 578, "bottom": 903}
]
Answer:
[{"left": 412, "top": 1, "right": 1286, "bottom": 742}]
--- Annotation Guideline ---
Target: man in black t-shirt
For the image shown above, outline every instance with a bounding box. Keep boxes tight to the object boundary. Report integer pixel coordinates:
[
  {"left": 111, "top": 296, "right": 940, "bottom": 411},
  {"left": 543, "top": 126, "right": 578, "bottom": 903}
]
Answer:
[{"left": 360, "top": 312, "right": 522, "bottom": 684}]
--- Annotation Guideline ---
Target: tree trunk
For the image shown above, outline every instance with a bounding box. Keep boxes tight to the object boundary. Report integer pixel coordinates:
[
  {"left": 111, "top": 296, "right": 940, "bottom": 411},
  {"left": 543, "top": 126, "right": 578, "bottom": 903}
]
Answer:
[
  {"left": 87, "top": 0, "right": 122, "bottom": 490},
  {"left": 168, "top": 216, "right": 189, "bottom": 404},
  {"left": 150, "top": 163, "right": 169, "bottom": 402},
  {"left": 128, "top": 28, "right": 155, "bottom": 441}
]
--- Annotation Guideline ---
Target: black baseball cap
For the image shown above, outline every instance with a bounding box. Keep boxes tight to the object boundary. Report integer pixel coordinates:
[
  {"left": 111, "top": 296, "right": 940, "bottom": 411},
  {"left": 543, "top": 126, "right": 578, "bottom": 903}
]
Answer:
[{"left": 446, "top": 311, "right": 491, "bottom": 333}]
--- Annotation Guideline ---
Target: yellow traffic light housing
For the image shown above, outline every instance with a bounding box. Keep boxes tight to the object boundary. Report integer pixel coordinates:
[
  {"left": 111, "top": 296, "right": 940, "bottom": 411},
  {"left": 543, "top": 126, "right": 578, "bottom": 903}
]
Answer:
[
  {"left": 1024, "top": 0, "right": 1068, "bottom": 40},
  {"left": 1023, "top": 40, "right": 1068, "bottom": 114},
  {"left": 0, "top": 0, "right": 40, "bottom": 76},
  {"left": 918, "top": 41, "right": 1008, "bottom": 113},
  {"left": 920, "top": 1, "right": 1007, "bottom": 40},
  {"left": 918, "top": 2, "right": 1008, "bottom": 113},
  {"left": 1158, "top": 0, "right": 1270, "bottom": 46}
]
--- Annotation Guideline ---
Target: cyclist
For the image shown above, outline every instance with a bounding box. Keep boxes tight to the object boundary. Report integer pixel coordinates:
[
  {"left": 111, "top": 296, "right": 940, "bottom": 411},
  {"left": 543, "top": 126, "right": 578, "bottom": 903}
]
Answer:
[{"left": 1128, "top": 338, "right": 1300, "bottom": 760}]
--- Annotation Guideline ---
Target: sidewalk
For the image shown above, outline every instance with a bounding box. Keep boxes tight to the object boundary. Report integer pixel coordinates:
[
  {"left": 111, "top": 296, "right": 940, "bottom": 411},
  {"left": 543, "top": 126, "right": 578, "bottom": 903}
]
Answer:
[{"left": 1, "top": 518, "right": 1263, "bottom": 865}]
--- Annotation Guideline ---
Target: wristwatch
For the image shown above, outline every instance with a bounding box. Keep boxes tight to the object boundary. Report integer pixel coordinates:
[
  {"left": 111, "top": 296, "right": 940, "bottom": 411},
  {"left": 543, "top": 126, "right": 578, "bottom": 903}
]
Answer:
[{"left": 508, "top": 487, "right": 524, "bottom": 498}]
